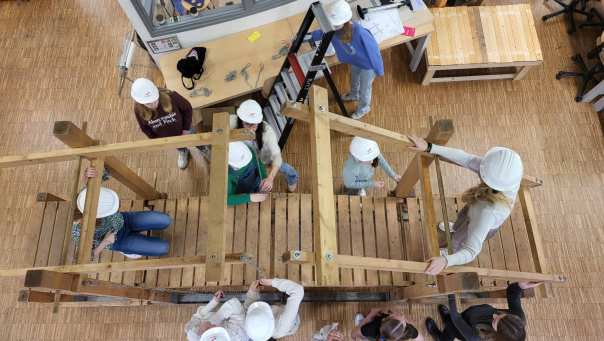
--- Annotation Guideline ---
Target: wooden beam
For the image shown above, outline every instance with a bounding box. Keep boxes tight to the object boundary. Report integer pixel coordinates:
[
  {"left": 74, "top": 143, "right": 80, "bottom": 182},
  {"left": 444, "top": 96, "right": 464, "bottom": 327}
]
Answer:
[
  {"left": 24, "top": 270, "right": 173, "bottom": 303},
  {"left": 0, "top": 128, "right": 254, "bottom": 168},
  {"left": 0, "top": 254, "right": 245, "bottom": 277},
  {"left": 282, "top": 250, "right": 315, "bottom": 264},
  {"left": 18, "top": 290, "right": 152, "bottom": 307},
  {"left": 418, "top": 155, "right": 440, "bottom": 258},
  {"left": 394, "top": 272, "right": 480, "bottom": 300},
  {"left": 282, "top": 103, "right": 413, "bottom": 146},
  {"left": 308, "top": 86, "right": 339, "bottom": 286},
  {"left": 336, "top": 255, "right": 566, "bottom": 283},
  {"left": 53, "top": 121, "right": 165, "bottom": 200},
  {"left": 77, "top": 158, "right": 104, "bottom": 264},
  {"left": 205, "top": 112, "right": 231, "bottom": 282},
  {"left": 36, "top": 193, "right": 66, "bottom": 202},
  {"left": 395, "top": 119, "right": 454, "bottom": 197}
]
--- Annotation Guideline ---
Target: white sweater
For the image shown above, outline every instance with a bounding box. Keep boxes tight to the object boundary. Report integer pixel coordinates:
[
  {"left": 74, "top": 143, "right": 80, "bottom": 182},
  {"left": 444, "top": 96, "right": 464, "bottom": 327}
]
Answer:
[
  {"left": 430, "top": 145, "right": 520, "bottom": 266},
  {"left": 230, "top": 116, "right": 282, "bottom": 169},
  {"left": 185, "top": 298, "right": 247, "bottom": 341}
]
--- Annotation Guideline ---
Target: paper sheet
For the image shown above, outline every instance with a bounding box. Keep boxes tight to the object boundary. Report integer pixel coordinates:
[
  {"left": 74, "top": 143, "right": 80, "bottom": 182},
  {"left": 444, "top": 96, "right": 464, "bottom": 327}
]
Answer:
[{"left": 359, "top": 8, "right": 404, "bottom": 44}]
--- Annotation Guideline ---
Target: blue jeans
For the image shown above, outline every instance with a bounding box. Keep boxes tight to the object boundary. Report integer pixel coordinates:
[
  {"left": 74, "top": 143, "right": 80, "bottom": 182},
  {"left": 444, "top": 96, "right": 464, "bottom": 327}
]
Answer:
[
  {"left": 279, "top": 163, "right": 299, "bottom": 186},
  {"left": 112, "top": 211, "right": 171, "bottom": 256},
  {"left": 350, "top": 64, "right": 376, "bottom": 112}
]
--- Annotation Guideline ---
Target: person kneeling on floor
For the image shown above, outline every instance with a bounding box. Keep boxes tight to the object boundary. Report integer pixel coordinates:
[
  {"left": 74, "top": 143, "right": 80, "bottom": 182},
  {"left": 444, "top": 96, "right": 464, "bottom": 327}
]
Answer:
[
  {"left": 71, "top": 167, "right": 171, "bottom": 260},
  {"left": 227, "top": 141, "right": 269, "bottom": 205},
  {"left": 352, "top": 307, "right": 424, "bottom": 341},
  {"left": 185, "top": 290, "right": 247, "bottom": 341},
  {"left": 244, "top": 278, "right": 304, "bottom": 341},
  {"left": 232, "top": 99, "right": 299, "bottom": 192},
  {"left": 343, "top": 137, "right": 401, "bottom": 196}
]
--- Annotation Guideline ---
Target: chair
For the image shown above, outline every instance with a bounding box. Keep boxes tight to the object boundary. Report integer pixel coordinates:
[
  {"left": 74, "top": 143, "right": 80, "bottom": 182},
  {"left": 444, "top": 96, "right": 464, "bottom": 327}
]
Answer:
[
  {"left": 556, "top": 53, "right": 604, "bottom": 102},
  {"left": 542, "top": 0, "right": 592, "bottom": 33}
]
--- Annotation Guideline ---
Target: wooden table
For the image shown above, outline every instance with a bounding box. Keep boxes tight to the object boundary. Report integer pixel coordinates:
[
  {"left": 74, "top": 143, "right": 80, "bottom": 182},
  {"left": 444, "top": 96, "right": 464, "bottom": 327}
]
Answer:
[
  {"left": 158, "top": 2, "right": 433, "bottom": 108},
  {"left": 421, "top": 4, "right": 543, "bottom": 85}
]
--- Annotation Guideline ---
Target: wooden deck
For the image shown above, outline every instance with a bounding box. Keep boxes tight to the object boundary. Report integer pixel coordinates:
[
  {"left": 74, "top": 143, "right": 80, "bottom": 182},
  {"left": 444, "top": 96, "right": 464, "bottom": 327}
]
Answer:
[{"left": 29, "top": 193, "right": 537, "bottom": 292}]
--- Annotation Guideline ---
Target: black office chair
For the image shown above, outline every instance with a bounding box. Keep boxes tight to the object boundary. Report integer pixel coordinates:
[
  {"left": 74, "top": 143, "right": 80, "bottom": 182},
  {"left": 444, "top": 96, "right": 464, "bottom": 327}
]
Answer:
[
  {"left": 580, "top": 7, "right": 604, "bottom": 30},
  {"left": 556, "top": 53, "right": 604, "bottom": 102},
  {"left": 542, "top": 0, "right": 591, "bottom": 34}
]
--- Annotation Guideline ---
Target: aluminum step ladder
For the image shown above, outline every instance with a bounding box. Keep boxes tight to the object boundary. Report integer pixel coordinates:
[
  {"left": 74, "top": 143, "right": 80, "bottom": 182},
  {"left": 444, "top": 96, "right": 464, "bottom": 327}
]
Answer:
[{"left": 262, "top": 1, "right": 349, "bottom": 148}]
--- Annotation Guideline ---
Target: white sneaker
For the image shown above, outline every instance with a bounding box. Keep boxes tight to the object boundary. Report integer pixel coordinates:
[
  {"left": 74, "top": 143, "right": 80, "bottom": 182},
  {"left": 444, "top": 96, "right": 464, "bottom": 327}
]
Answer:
[
  {"left": 177, "top": 149, "right": 190, "bottom": 169},
  {"left": 438, "top": 221, "right": 456, "bottom": 233},
  {"left": 358, "top": 188, "right": 367, "bottom": 197},
  {"left": 351, "top": 107, "right": 370, "bottom": 120},
  {"left": 354, "top": 313, "right": 365, "bottom": 327},
  {"left": 342, "top": 92, "right": 359, "bottom": 102}
]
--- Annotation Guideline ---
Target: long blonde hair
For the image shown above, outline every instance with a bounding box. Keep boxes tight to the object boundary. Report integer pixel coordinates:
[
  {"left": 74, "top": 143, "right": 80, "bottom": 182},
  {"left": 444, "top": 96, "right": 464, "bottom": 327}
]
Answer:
[
  {"left": 461, "top": 182, "right": 511, "bottom": 208},
  {"left": 338, "top": 21, "right": 353, "bottom": 43},
  {"left": 135, "top": 89, "right": 173, "bottom": 121}
]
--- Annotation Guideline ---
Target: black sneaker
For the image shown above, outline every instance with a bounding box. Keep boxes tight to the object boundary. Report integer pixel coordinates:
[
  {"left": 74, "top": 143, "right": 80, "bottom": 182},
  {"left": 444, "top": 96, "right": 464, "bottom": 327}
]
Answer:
[
  {"left": 438, "top": 304, "right": 450, "bottom": 320},
  {"left": 425, "top": 318, "right": 442, "bottom": 339}
]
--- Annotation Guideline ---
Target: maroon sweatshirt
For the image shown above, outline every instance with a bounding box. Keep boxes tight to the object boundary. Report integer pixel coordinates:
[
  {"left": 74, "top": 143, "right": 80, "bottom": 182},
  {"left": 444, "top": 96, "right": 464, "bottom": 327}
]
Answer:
[{"left": 134, "top": 91, "right": 193, "bottom": 138}]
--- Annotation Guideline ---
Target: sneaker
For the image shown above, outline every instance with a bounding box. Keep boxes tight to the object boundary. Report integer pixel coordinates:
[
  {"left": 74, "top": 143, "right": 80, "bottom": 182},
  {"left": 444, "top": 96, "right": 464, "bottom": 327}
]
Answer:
[
  {"left": 358, "top": 188, "right": 367, "bottom": 197},
  {"left": 425, "top": 318, "right": 442, "bottom": 338},
  {"left": 438, "top": 221, "right": 456, "bottom": 233},
  {"left": 342, "top": 92, "right": 359, "bottom": 102},
  {"left": 177, "top": 149, "right": 190, "bottom": 169},
  {"left": 351, "top": 107, "right": 370, "bottom": 120},
  {"left": 354, "top": 313, "right": 364, "bottom": 327}
]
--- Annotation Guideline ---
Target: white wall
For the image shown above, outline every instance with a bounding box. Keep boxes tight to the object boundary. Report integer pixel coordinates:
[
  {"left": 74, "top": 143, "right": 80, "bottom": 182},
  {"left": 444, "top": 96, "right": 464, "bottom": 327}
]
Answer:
[{"left": 117, "top": 0, "right": 318, "bottom": 64}]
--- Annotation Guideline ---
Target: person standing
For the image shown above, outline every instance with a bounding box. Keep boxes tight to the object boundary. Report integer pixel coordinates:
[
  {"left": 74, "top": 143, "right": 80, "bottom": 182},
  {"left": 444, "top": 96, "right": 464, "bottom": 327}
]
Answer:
[
  {"left": 227, "top": 141, "right": 269, "bottom": 205},
  {"left": 425, "top": 282, "right": 541, "bottom": 341},
  {"left": 311, "top": 0, "right": 384, "bottom": 120},
  {"left": 185, "top": 290, "right": 247, "bottom": 341},
  {"left": 244, "top": 278, "right": 304, "bottom": 341},
  {"left": 406, "top": 136, "right": 524, "bottom": 275},
  {"left": 131, "top": 77, "right": 209, "bottom": 170},
  {"left": 343, "top": 137, "right": 401, "bottom": 196},
  {"left": 232, "top": 99, "right": 299, "bottom": 192}
]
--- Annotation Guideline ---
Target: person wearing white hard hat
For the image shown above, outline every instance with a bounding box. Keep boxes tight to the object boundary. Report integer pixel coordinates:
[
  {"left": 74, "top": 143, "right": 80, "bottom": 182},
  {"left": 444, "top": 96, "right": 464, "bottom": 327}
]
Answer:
[
  {"left": 244, "top": 278, "right": 304, "bottom": 341},
  {"left": 71, "top": 166, "right": 171, "bottom": 259},
  {"left": 343, "top": 137, "right": 401, "bottom": 196},
  {"left": 231, "top": 99, "right": 299, "bottom": 193},
  {"left": 131, "top": 77, "right": 210, "bottom": 170},
  {"left": 310, "top": 0, "right": 384, "bottom": 120},
  {"left": 227, "top": 141, "right": 269, "bottom": 205},
  {"left": 407, "top": 136, "right": 524, "bottom": 275},
  {"left": 185, "top": 290, "right": 248, "bottom": 341}
]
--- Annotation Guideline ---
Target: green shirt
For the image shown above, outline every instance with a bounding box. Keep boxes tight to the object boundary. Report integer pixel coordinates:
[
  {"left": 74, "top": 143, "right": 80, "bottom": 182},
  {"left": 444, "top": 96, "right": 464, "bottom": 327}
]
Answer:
[
  {"left": 227, "top": 150, "right": 267, "bottom": 206},
  {"left": 71, "top": 212, "right": 124, "bottom": 251}
]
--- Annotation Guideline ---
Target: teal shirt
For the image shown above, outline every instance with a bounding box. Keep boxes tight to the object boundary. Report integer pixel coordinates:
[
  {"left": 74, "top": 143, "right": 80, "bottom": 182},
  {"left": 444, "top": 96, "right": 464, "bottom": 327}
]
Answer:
[
  {"left": 342, "top": 154, "right": 397, "bottom": 190},
  {"left": 71, "top": 212, "right": 124, "bottom": 251},
  {"left": 227, "top": 150, "right": 267, "bottom": 206}
]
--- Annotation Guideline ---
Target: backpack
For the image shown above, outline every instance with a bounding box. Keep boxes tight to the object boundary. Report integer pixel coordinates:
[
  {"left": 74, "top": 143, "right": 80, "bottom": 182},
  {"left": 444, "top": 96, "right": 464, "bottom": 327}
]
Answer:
[{"left": 176, "top": 47, "right": 206, "bottom": 90}]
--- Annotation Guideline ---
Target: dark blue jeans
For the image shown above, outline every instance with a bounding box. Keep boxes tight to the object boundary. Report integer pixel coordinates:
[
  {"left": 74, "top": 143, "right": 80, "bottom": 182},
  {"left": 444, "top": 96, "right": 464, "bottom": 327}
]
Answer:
[{"left": 112, "top": 211, "right": 171, "bottom": 257}]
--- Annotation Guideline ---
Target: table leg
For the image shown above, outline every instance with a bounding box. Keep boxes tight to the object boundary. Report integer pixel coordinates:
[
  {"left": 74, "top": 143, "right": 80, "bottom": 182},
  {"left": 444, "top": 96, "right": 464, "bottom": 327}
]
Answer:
[
  {"left": 409, "top": 34, "right": 431, "bottom": 73},
  {"left": 513, "top": 66, "right": 532, "bottom": 80},
  {"left": 422, "top": 67, "right": 436, "bottom": 86}
]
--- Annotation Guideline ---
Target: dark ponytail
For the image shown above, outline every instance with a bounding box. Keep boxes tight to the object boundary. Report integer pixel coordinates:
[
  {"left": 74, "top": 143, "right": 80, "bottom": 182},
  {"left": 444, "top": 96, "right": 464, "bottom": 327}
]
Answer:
[
  {"left": 237, "top": 118, "right": 264, "bottom": 150},
  {"left": 371, "top": 157, "right": 379, "bottom": 168}
]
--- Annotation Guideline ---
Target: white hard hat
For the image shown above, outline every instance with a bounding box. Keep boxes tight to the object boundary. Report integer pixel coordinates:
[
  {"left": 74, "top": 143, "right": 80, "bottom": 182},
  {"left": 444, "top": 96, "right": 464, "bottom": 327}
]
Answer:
[
  {"left": 77, "top": 187, "right": 120, "bottom": 218},
  {"left": 131, "top": 78, "right": 159, "bottom": 104},
  {"left": 325, "top": 0, "right": 353, "bottom": 27},
  {"left": 350, "top": 137, "right": 380, "bottom": 162},
  {"left": 245, "top": 302, "right": 275, "bottom": 341},
  {"left": 228, "top": 141, "right": 253, "bottom": 169},
  {"left": 479, "top": 147, "right": 523, "bottom": 192},
  {"left": 200, "top": 327, "right": 231, "bottom": 341},
  {"left": 237, "top": 99, "right": 263, "bottom": 124}
]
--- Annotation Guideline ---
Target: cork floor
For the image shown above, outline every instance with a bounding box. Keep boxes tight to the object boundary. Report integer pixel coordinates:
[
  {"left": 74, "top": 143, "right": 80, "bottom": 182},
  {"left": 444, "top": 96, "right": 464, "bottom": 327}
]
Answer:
[{"left": 0, "top": 0, "right": 603, "bottom": 340}]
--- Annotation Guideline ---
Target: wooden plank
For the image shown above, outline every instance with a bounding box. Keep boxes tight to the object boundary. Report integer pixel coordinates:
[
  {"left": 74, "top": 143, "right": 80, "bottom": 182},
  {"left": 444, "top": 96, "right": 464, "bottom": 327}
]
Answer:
[
  {"left": 361, "top": 197, "right": 379, "bottom": 286},
  {"left": 418, "top": 155, "right": 439, "bottom": 258},
  {"left": 373, "top": 198, "right": 392, "bottom": 286},
  {"left": 157, "top": 199, "right": 176, "bottom": 288},
  {"left": 76, "top": 158, "right": 105, "bottom": 264},
  {"left": 47, "top": 202, "right": 70, "bottom": 266},
  {"left": 349, "top": 195, "right": 365, "bottom": 286},
  {"left": 24, "top": 203, "right": 46, "bottom": 267},
  {"left": 487, "top": 230, "right": 508, "bottom": 288},
  {"left": 386, "top": 198, "right": 406, "bottom": 285},
  {"left": 218, "top": 206, "right": 235, "bottom": 287},
  {"left": 258, "top": 199, "right": 272, "bottom": 279},
  {"left": 205, "top": 112, "right": 231, "bottom": 282},
  {"left": 245, "top": 202, "right": 260, "bottom": 284},
  {"left": 499, "top": 218, "right": 520, "bottom": 272},
  {"left": 395, "top": 119, "right": 454, "bottom": 197},
  {"left": 300, "top": 194, "right": 313, "bottom": 285},
  {"left": 34, "top": 202, "right": 58, "bottom": 267},
  {"left": 231, "top": 204, "right": 247, "bottom": 286},
  {"left": 287, "top": 193, "right": 300, "bottom": 282},
  {"left": 405, "top": 198, "right": 426, "bottom": 284},
  {"left": 181, "top": 197, "right": 200, "bottom": 288},
  {"left": 518, "top": 189, "right": 548, "bottom": 297},
  {"left": 335, "top": 255, "right": 566, "bottom": 283},
  {"left": 308, "top": 86, "right": 339, "bottom": 286},
  {"left": 0, "top": 128, "right": 254, "bottom": 168},
  {"left": 194, "top": 198, "right": 210, "bottom": 287},
  {"left": 169, "top": 198, "right": 188, "bottom": 288},
  {"left": 336, "top": 195, "right": 353, "bottom": 286},
  {"left": 273, "top": 196, "right": 287, "bottom": 278},
  {"left": 108, "top": 200, "right": 131, "bottom": 285},
  {"left": 509, "top": 203, "right": 535, "bottom": 273},
  {"left": 144, "top": 199, "right": 166, "bottom": 288}
]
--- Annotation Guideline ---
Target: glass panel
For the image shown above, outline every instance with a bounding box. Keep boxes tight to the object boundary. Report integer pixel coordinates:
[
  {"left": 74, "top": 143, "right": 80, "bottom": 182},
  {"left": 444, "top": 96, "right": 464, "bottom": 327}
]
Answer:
[{"left": 150, "top": 0, "right": 242, "bottom": 27}]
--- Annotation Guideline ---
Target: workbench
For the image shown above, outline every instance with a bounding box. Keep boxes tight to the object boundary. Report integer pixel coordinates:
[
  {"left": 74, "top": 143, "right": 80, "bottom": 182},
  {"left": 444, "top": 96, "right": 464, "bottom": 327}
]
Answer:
[
  {"left": 421, "top": 4, "right": 543, "bottom": 85},
  {"left": 158, "top": 1, "right": 434, "bottom": 108}
]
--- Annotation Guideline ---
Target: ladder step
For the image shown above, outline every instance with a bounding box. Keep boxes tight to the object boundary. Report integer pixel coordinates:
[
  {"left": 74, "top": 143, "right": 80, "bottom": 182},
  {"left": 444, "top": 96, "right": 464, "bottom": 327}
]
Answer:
[
  {"left": 274, "top": 82, "right": 289, "bottom": 104},
  {"left": 269, "top": 94, "right": 281, "bottom": 116},
  {"left": 263, "top": 106, "right": 282, "bottom": 138},
  {"left": 280, "top": 71, "right": 299, "bottom": 101}
]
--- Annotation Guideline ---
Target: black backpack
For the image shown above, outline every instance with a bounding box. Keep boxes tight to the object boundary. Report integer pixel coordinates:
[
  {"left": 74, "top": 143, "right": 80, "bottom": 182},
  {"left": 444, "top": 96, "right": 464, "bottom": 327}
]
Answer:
[{"left": 176, "top": 47, "right": 206, "bottom": 90}]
